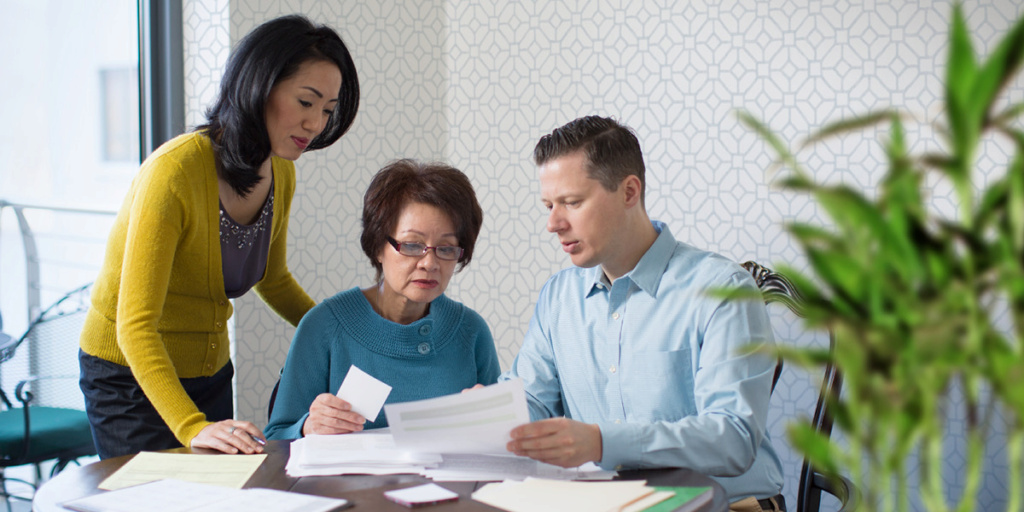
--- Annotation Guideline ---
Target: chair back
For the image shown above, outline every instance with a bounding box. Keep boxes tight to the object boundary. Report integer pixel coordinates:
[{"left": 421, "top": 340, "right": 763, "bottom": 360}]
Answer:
[
  {"left": 742, "top": 261, "right": 853, "bottom": 512},
  {"left": 2, "top": 283, "right": 92, "bottom": 411}
]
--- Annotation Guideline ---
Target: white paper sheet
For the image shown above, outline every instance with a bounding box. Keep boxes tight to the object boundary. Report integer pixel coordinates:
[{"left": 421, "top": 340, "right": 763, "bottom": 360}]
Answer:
[
  {"left": 62, "top": 479, "right": 348, "bottom": 512},
  {"left": 383, "top": 483, "right": 459, "bottom": 507},
  {"left": 384, "top": 378, "right": 530, "bottom": 454},
  {"left": 336, "top": 364, "right": 392, "bottom": 422},
  {"left": 285, "top": 432, "right": 439, "bottom": 477}
]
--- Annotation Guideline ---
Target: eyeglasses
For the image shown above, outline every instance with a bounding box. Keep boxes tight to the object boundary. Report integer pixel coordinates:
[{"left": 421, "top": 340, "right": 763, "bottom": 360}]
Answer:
[{"left": 386, "top": 236, "right": 464, "bottom": 261}]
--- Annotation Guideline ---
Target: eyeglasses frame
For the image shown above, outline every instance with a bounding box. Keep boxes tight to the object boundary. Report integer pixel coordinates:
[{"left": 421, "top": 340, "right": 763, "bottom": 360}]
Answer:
[{"left": 385, "top": 235, "right": 464, "bottom": 261}]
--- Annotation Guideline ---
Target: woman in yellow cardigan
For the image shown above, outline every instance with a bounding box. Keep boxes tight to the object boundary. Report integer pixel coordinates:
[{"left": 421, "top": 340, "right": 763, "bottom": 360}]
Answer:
[{"left": 78, "top": 15, "right": 359, "bottom": 458}]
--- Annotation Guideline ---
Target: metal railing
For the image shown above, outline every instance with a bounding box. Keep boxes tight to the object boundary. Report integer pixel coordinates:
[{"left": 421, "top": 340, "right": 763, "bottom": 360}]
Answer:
[{"left": 0, "top": 200, "right": 117, "bottom": 326}]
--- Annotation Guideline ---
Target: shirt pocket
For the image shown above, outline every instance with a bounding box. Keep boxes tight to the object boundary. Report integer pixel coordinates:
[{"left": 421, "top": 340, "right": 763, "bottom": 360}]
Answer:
[{"left": 623, "top": 348, "right": 697, "bottom": 421}]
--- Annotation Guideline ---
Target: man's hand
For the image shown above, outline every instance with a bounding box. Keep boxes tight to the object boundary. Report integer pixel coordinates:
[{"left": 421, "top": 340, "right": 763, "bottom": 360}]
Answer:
[
  {"left": 191, "top": 420, "right": 265, "bottom": 454},
  {"left": 302, "top": 393, "right": 366, "bottom": 436},
  {"left": 506, "top": 417, "right": 602, "bottom": 468}
]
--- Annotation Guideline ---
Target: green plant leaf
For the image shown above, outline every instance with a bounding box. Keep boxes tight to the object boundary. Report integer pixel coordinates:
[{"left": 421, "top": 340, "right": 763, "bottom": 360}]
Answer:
[
  {"left": 1008, "top": 152, "right": 1024, "bottom": 252},
  {"left": 788, "top": 422, "right": 842, "bottom": 477},
  {"left": 945, "top": 3, "right": 978, "bottom": 176},
  {"left": 993, "top": 102, "right": 1024, "bottom": 126},
  {"left": 799, "top": 110, "right": 897, "bottom": 150},
  {"left": 736, "top": 111, "right": 803, "bottom": 177},
  {"left": 970, "top": 8, "right": 1024, "bottom": 127}
]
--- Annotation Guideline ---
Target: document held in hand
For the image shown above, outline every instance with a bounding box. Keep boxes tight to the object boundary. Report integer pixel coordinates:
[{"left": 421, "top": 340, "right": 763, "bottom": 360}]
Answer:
[{"left": 384, "top": 379, "right": 530, "bottom": 454}]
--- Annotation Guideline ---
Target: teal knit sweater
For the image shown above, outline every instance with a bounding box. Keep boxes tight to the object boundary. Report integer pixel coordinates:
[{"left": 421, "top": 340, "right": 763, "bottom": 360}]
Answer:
[{"left": 265, "top": 287, "right": 500, "bottom": 439}]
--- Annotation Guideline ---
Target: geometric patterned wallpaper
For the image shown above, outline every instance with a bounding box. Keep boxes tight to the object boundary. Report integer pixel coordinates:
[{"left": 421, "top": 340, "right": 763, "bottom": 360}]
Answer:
[{"left": 182, "top": 1, "right": 1023, "bottom": 510}]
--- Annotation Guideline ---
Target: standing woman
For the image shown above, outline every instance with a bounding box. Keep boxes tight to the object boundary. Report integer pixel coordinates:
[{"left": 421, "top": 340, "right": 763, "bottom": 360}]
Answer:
[{"left": 79, "top": 15, "right": 359, "bottom": 458}]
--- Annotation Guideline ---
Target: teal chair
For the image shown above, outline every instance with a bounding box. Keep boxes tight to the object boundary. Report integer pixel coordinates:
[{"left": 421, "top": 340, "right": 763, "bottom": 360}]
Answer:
[{"left": 0, "top": 283, "right": 96, "bottom": 511}]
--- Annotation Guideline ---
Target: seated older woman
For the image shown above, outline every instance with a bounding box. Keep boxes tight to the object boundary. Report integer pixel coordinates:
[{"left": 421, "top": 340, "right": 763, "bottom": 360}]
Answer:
[{"left": 265, "top": 159, "right": 499, "bottom": 438}]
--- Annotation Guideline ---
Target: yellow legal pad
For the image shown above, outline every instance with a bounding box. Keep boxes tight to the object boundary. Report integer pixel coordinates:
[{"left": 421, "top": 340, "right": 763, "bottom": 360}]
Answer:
[{"left": 98, "top": 451, "right": 268, "bottom": 490}]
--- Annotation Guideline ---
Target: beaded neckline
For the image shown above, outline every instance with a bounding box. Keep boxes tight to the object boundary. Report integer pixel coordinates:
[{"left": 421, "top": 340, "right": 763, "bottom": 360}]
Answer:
[{"left": 219, "top": 185, "right": 274, "bottom": 249}]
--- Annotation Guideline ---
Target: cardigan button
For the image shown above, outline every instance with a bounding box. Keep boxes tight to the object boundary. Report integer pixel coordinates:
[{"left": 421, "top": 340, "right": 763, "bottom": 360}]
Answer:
[
  {"left": 418, "top": 324, "right": 432, "bottom": 336},
  {"left": 417, "top": 342, "right": 431, "bottom": 355},
  {"left": 215, "top": 321, "right": 222, "bottom": 328}
]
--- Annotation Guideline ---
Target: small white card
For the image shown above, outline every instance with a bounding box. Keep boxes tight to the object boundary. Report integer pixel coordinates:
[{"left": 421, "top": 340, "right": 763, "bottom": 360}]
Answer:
[
  {"left": 384, "top": 483, "right": 459, "bottom": 507},
  {"left": 336, "top": 365, "right": 392, "bottom": 422}
]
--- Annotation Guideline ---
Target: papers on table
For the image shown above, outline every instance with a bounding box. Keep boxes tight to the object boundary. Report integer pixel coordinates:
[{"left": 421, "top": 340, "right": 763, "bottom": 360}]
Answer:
[
  {"left": 337, "top": 364, "right": 392, "bottom": 422},
  {"left": 63, "top": 479, "right": 348, "bottom": 512},
  {"left": 286, "top": 380, "right": 615, "bottom": 481},
  {"left": 286, "top": 432, "right": 615, "bottom": 481},
  {"left": 424, "top": 454, "right": 616, "bottom": 482},
  {"left": 384, "top": 378, "right": 530, "bottom": 454},
  {"left": 472, "top": 478, "right": 655, "bottom": 512},
  {"left": 286, "top": 431, "right": 441, "bottom": 477},
  {"left": 623, "top": 486, "right": 714, "bottom": 512},
  {"left": 98, "top": 451, "right": 267, "bottom": 490},
  {"left": 472, "top": 479, "right": 713, "bottom": 512},
  {"left": 383, "top": 483, "right": 459, "bottom": 507}
]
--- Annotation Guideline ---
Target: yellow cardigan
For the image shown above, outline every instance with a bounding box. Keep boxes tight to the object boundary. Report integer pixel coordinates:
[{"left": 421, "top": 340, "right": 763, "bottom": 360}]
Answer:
[{"left": 80, "top": 132, "right": 316, "bottom": 446}]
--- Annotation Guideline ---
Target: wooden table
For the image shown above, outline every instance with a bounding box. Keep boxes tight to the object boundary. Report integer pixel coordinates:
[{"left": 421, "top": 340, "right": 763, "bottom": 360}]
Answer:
[{"left": 33, "top": 440, "right": 728, "bottom": 511}]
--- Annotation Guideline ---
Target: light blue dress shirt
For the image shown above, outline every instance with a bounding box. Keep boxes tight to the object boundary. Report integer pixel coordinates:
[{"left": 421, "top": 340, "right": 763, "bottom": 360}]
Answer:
[{"left": 503, "top": 221, "right": 784, "bottom": 501}]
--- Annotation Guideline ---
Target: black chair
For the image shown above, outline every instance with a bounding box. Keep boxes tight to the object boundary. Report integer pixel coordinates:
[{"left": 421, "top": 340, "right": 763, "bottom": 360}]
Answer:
[
  {"left": 0, "top": 283, "right": 97, "bottom": 511},
  {"left": 743, "top": 261, "right": 857, "bottom": 512}
]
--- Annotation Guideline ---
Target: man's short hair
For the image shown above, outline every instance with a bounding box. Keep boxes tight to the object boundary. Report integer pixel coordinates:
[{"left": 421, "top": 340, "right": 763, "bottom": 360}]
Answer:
[{"left": 533, "top": 115, "right": 646, "bottom": 201}]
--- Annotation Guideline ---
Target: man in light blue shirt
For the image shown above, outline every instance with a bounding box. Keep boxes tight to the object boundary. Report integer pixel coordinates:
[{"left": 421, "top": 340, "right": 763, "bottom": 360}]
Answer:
[{"left": 502, "top": 116, "right": 785, "bottom": 511}]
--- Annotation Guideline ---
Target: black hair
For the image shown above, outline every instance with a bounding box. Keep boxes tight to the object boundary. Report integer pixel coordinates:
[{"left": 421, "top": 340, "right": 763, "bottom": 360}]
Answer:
[{"left": 198, "top": 14, "right": 360, "bottom": 197}]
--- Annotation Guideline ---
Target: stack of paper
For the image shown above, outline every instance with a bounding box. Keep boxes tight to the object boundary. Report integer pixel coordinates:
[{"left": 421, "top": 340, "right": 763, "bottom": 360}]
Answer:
[
  {"left": 472, "top": 479, "right": 714, "bottom": 512},
  {"left": 472, "top": 478, "right": 657, "bottom": 512},
  {"left": 285, "top": 379, "right": 618, "bottom": 482},
  {"left": 424, "top": 453, "right": 616, "bottom": 481},
  {"left": 286, "top": 432, "right": 441, "bottom": 477}
]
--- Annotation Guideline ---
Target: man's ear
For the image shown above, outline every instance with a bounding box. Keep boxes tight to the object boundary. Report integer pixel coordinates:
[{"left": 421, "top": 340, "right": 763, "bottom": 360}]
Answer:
[{"left": 621, "top": 175, "right": 643, "bottom": 208}]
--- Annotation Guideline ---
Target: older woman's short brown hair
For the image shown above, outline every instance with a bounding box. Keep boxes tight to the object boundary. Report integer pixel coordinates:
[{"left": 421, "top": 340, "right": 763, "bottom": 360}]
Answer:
[{"left": 361, "top": 159, "right": 484, "bottom": 280}]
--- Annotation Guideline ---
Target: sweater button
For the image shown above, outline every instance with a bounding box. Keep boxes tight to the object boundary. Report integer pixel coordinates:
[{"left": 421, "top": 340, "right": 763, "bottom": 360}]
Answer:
[
  {"left": 417, "top": 342, "right": 431, "bottom": 355},
  {"left": 215, "top": 321, "right": 222, "bottom": 328},
  {"left": 418, "top": 324, "right": 431, "bottom": 336}
]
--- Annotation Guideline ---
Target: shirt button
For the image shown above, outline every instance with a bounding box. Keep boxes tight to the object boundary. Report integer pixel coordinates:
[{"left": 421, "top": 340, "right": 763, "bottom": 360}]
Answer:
[
  {"left": 615, "top": 419, "right": 621, "bottom": 424},
  {"left": 211, "top": 343, "right": 217, "bottom": 349},
  {"left": 417, "top": 342, "right": 431, "bottom": 355},
  {"left": 612, "top": 312, "right": 620, "bottom": 320},
  {"left": 418, "top": 324, "right": 432, "bottom": 336},
  {"left": 609, "top": 365, "right": 617, "bottom": 373}
]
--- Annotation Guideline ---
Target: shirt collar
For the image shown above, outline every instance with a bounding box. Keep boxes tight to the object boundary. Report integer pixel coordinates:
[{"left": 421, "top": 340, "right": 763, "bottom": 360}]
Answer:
[{"left": 586, "top": 220, "right": 675, "bottom": 297}]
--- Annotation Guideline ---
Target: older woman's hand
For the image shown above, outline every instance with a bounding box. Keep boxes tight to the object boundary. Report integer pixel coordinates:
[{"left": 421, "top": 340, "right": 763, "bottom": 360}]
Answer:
[
  {"left": 191, "top": 420, "right": 265, "bottom": 454},
  {"left": 302, "top": 393, "right": 366, "bottom": 435}
]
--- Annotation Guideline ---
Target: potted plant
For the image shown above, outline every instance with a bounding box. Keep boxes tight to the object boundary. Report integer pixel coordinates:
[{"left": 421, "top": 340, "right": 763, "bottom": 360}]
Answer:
[{"left": 738, "top": 4, "right": 1024, "bottom": 511}]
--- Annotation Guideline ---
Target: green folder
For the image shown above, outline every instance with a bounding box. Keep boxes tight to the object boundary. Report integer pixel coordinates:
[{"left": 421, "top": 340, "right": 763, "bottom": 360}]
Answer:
[{"left": 637, "top": 486, "right": 713, "bottom": 512}]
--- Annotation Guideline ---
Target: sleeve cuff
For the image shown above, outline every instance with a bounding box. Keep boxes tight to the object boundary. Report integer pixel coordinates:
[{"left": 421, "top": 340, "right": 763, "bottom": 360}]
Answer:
[{"left": 597, "top": 421, "right": 639, "bottom": 470}]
